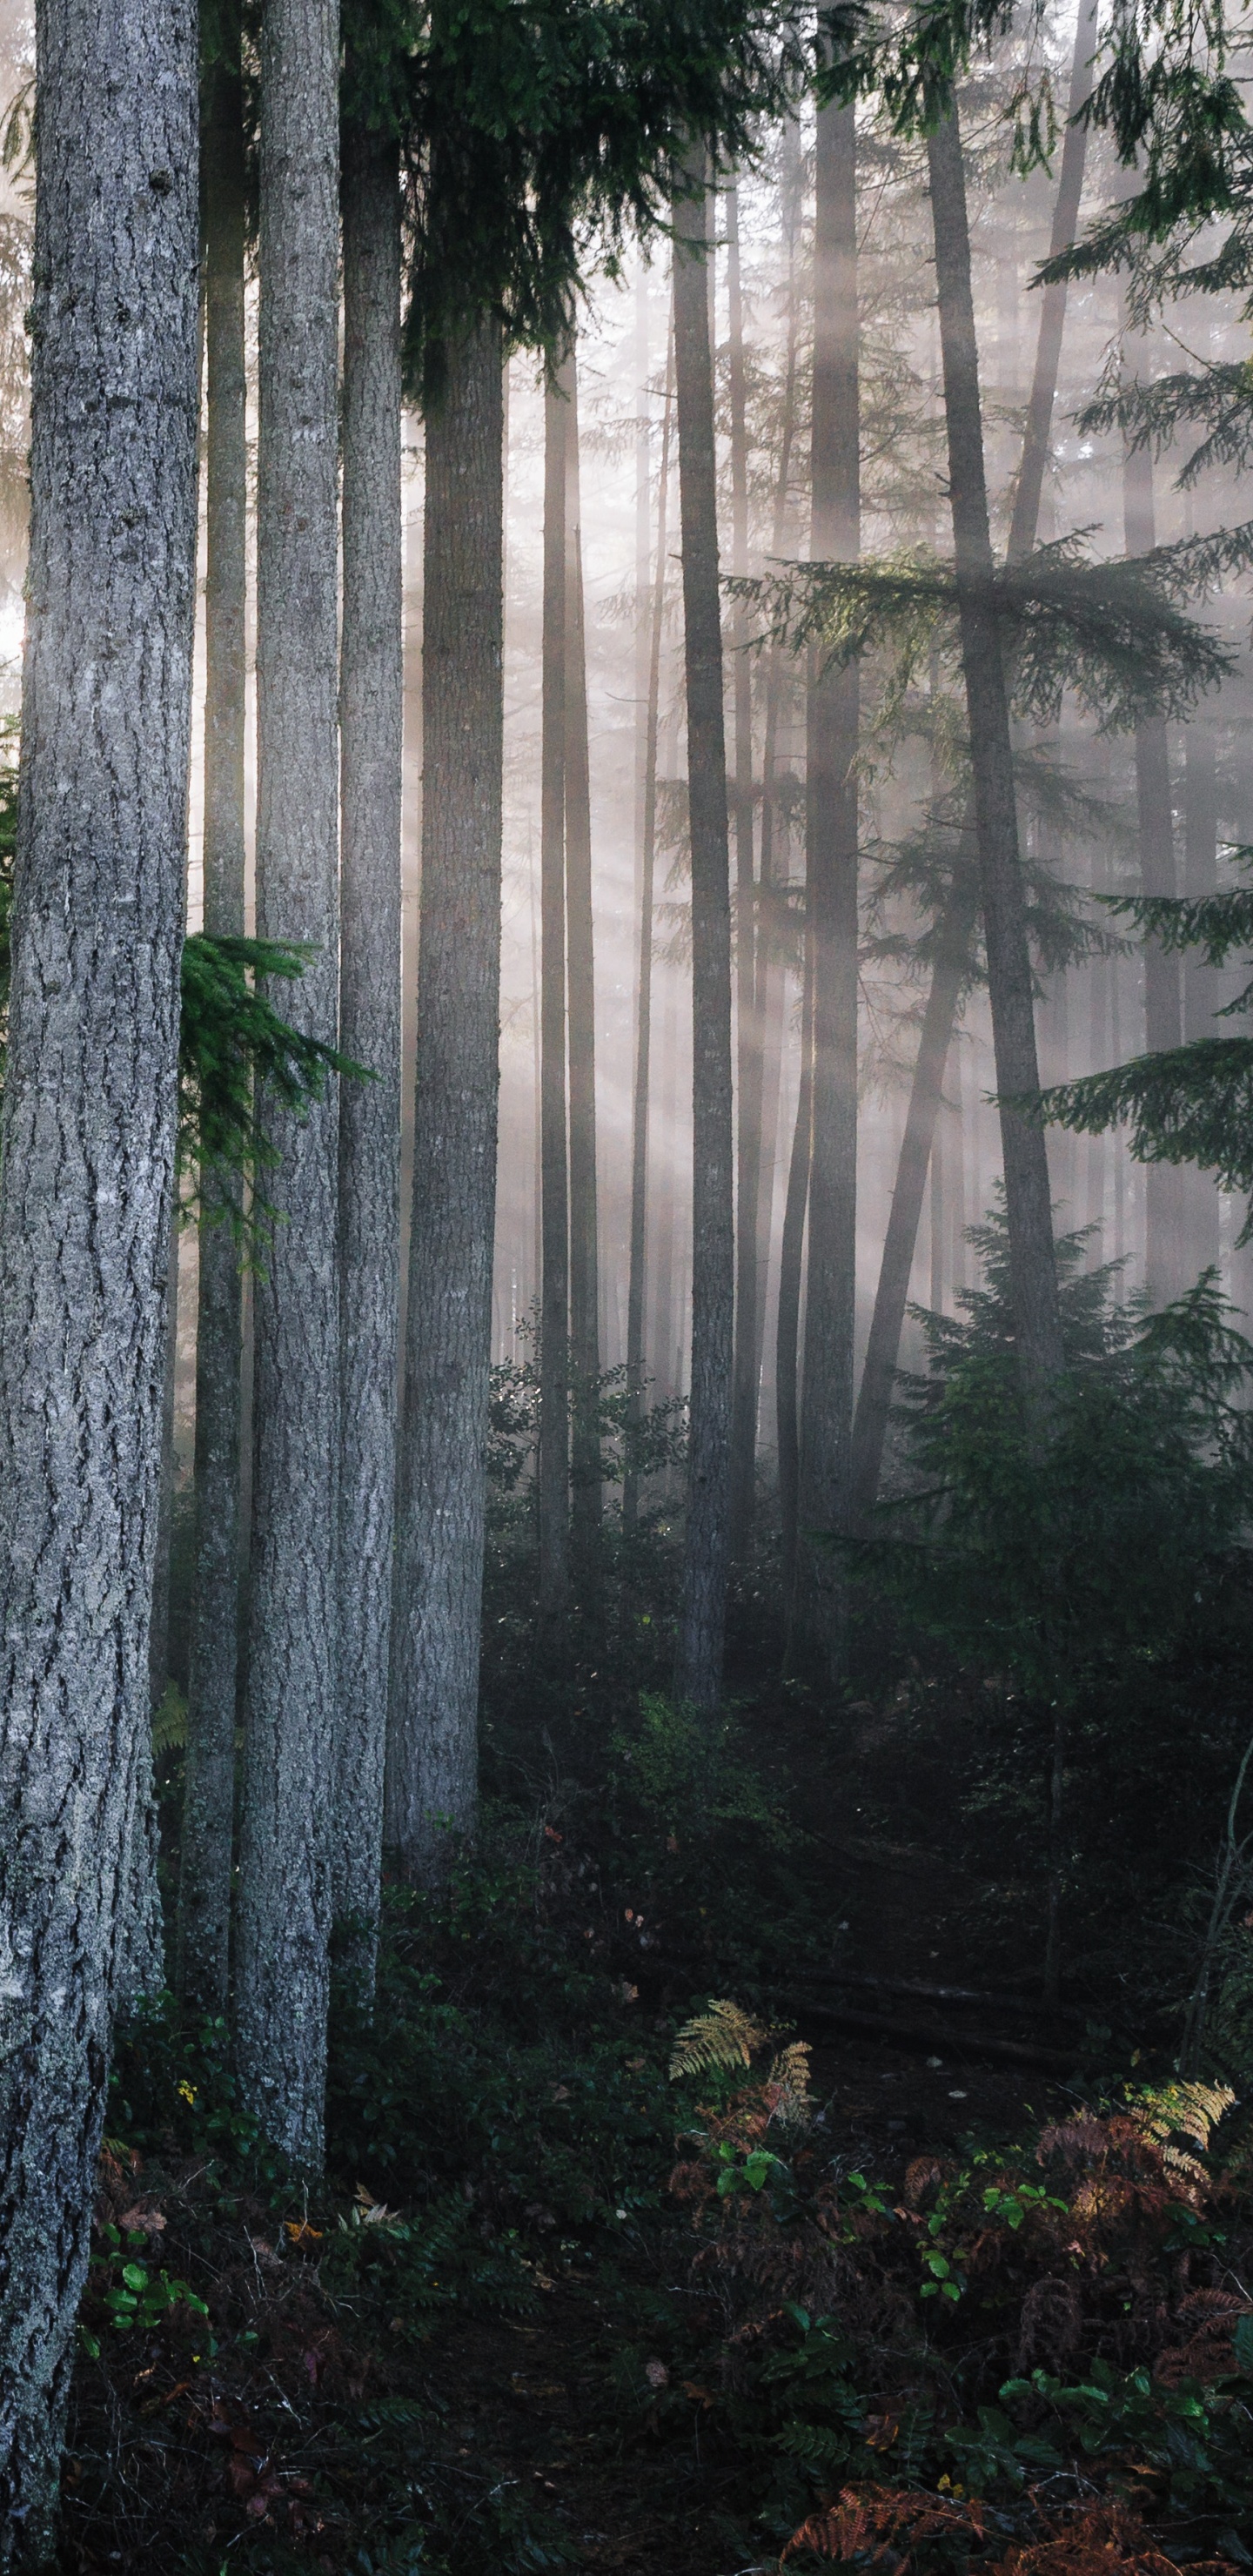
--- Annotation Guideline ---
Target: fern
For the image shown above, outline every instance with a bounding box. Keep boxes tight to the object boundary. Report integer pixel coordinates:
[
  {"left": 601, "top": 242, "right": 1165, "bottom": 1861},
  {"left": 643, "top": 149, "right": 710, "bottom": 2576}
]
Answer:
[
  {"left": 1128, "top": 2076, "right": 1236, "bottom": 2177},
  {"left": 765, "top": 2039, "right": 814, "bottom": 2130},
  {"left": 151, "top": 1682, "right": 187, "bottom": 1759},
  {"left": 669, "top": 1998, "right": 769, "bottom": 2081}
]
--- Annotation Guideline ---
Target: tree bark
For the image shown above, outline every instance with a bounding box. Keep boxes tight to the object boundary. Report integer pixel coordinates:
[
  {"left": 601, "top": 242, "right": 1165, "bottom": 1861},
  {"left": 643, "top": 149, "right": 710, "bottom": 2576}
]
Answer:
[
  {"left": 539, "top": 364, "right": 570, "bottom": 1618},
  {"left": 673, "top": 153, "right": 734, "bottom": 1710},
  {"left": 335, "top": 115, "right": 402, "bottom": 1992},
  {"left": 926, "top": 105, "right": 1063, "bottom": 1398},
  {"left": 1183, "top": 719, "right": 1221, "bottom": 1271},
  {"left": 0, "top": 0, "right": 198, "bottom": 2546},
  {"left": 778, "top": 936, "right": 814, "bottom": 1611},
  {"left": 563, "top": 348, "right": 601, "bottom": 1540},
  {"left": 235, "top": 0, "right": 341, "bottom": 2171},
  {"left": 1123, "top": 438, "right": 1186, "bottom": 1304},
  {"left": 179, "top": 18, "right": 248, "bottom": 2015},
  {"left": 793, "top": 99, "right": 860, "bottom": 1667},
  {"left": 387, "top": 315, "right": 503, "bottom": 1882},
  {"left": 727, "top": 176, "right": 761, "bottom": 1560},
  {"left": 624, "top": 342, "right": 673, "bottom": 1535}
]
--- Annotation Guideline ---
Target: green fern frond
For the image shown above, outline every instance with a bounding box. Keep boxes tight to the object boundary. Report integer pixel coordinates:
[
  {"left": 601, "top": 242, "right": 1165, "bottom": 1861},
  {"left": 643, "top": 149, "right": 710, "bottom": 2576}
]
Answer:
[
  {"left": 151, "top": 1682, "right": 187, "bottom": 1758},
  {"left": 1130, "top": 2076, "right": 1236, "bottom": 2172},
  {"left": 669, "top": 1998, "right": 769, "bottom": 2082}
]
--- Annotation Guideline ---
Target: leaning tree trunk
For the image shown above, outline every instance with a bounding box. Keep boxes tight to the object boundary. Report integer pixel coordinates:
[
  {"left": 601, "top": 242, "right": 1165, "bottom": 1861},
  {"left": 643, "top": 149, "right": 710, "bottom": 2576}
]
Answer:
[
  {"left": 792, "top": 98, "right": 860, "bottom": 1669},
  {"left": 334, "top": 111, "right": 402, "bottom": 1995},
  {"left": 538, "top": 361, "right": 570, "bottom": 1620},
  {"left": 0, "top": 0, "right": 198, "bottom": 2548},
  {"left": 564, "top": 348, "right": 602, "bottom": 1544},
  {"left": 387, "top": 314, "right": 503, "bottom": 1883},
  {"left": 1123, "top": 436, "right": 1186, "bottom": 1305},
  {"left": 179, "top": 13, "right": 248, "bottom": 2014},
  {"left": 850, "top": 16, "right": 1096, "bottom": 1516},
  {"left": 927, "top": 105, "right": 1063, "bottom": 1397},
  {"left": 235, "top": 0, "right": 341, "bottom": 2171},
  {"left": 673, "top": 151, "right": 734, "bottom": 1711},
  {"left": 624, "top": 342, "right": 673, "bottom": 1535},
  {"left": 727, "top": 175, "right": 762, "bottom": 1560}
]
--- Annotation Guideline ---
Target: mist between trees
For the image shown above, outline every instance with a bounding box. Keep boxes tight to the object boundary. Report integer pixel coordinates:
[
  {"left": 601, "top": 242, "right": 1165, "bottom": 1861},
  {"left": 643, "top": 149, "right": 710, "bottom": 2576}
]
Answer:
[{"left": 8, "top": 0, "right": 1253, "bottom": 2564}]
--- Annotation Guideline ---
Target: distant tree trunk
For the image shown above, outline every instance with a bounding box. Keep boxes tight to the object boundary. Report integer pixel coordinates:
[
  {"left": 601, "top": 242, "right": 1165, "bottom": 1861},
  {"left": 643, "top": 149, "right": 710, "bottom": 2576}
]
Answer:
[
  {"left": 564, "top": 348, "right": 601, "bottom": 1540},
  {"left": 778, "top": 934, "right": 814, "bottom": 1610},
  {"left": 1123, "top": 438, "right": 1185, "bottom": 1305},
  {"left": 539, "top": 364, "right": 570, "bottom": 1618},
  {"left": 335, "top": 112, "right": 401, "bottom": 1993},
  {"left": 179, "top": 17, "right": 247, "bottom": 2015},
  {"left": 727, "top": 176, "right": 761, "bottom": 1559},
  {"left": 1183, "top": 720, "right": 1221, "bottom": 1271},
  {"left": 926, "top": 104, "right": 1062, "bottom": 1398},
  {"left": 793, "top": 99, "right": 860, "bottom": 1666},
  {"left": 673, "top": 152, "right": 734, "bottom": 1710},
  {"left": 624, "top": 345, "right": 673, "bottom": 1534},
  {"left": 653, "top": 967, "right": 679, "bottom": 1405},
  {"left": 387, "top": 314, "right": 503, "bottom": 1883},
  {"left": 235, "top": 0, "right": 341, "bottom": 2172},
  {"left": 851, "top": 17, "right": 1094, "bottom": 1512},
  {"left": 0, "top": 0, "right": 198, "bottom": 2543}
]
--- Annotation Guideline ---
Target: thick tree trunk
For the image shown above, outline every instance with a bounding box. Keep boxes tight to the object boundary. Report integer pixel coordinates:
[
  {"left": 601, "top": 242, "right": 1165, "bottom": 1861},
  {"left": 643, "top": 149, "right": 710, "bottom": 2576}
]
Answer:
[
  {"left": 1123, "top": 439, "right": 1186, "bottom": 1304},
  {"left": 387, "top": 318, "right": 503, "bottom": 1882},
  {"left": 778, "top": 937, "right": 814, "bottom": 1612},
  {"left": 235, "top": 0, "right": 341, "bottom": 2171},
  {"left": 926, "top": 106, "right": 1063, "bottom": 1397},
  {"left": 539, "top": 366, "right": 570, "bottom": 1617},
  {"left": 563, "top": 349, "right": 601, "bottom": 1539},
  {"left": 673, "top": 154, "right": 734, "bottom": 1710},
  {"left": 335, "top": 117, "right": 402, "bottom": 1990},
  {"left": 179, "top": 23, "right": 248, "bottom": 2015},
  {"left": 793, "top": 101, "right": 860, "bottom": 1665},
  {"left": 624, "top": 347, "right": 673, "bottom": 1535},
  {"left": 727, "top": 176, "right": 761, "bottom": 1560},
  {"left": 0, "top": 0, "right": 198, "bottom": 2547}
]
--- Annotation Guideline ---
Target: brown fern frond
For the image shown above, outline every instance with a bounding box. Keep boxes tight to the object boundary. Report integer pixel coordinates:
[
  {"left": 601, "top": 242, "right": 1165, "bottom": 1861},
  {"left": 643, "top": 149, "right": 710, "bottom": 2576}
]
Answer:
[
  {"left": 765, "top": 2039, "right": 814, "bottom": 2129},
  {"left": 1129, "top": 2077, "right": 1235, "bottom": 2162},
  {"left": 784, "top": 2484, "right": 986, "bottom": 2566},
  {"left": 995, "top": 2499, "right": 1216, "bottom": 2575},
  {"left": 668, "top": 1998, "right": 770, "bottom": 2081}
]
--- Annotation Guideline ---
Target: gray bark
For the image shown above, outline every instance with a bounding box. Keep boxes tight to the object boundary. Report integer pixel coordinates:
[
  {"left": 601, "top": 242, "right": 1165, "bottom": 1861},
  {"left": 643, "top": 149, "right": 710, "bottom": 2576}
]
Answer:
[
  {"left": 1123, "top": 438, "right": 1186, "bottom": 1302},
  {"left": 624, "top": 345, "right": 673, "bottom": 1535},
  {"left": 335, "top": 117, "right": 402, "bottom": 1992},
  {"left": 727, "top": 177, "right": 761, "bottom": 1561},
  {"left": 387, "top": 317, "right": 503, "bottom": 1882},
  {"left": 673, "top": 155, "right": 734, "bottom": 1710},
  {"left": 778, "top": 939, "right": 814, "bottom": 1612},
  {"left": 793, "top": 100, "right": 860, "bottom": 1666},
  {"left": 0, "top": 0, "right": 198, "bottom": 2547},
  {"left": 179, "top": 23, "right": 248, "bottom": 2015},
  {"left": 539, "top": 363, "right": 570, "bottom": 1617},
  {"left": 1183, "top": 721, "right": 1221, "bottom": 1270},
  {"left": 564, "top": 351, "right": 601, "bottom": 1539},
  {"left": 927, "top": 105, "right": 1063, "bottom": 1396},
  {"left": 234, "top": 0, "right": 341, "bottom": 2170}
]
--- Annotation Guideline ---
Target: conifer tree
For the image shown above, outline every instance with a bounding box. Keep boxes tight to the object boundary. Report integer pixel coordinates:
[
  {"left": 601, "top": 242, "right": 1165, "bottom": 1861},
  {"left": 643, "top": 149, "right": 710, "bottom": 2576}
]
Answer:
[
  {"left": 0, "top": 0, "right": 199, "bottom": 2543},
  {"left": 565, "top": 348, "right": 602, "bottom": 1546},
  {"left": 539, "top": 357, "right": 571, "bottom": 1619}
]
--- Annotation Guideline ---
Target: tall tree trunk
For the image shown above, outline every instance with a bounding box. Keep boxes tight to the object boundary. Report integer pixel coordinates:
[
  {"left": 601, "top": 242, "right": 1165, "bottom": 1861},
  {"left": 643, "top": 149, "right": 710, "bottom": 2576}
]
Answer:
[
  {"left": 335, "top": 114, "right": 402, "bottom": 1992},
  {"left": 727, "top": 176, "right": 761, "bottom": 1558},
  {"left": 624, "top": 344, "right": 673, "bottom": 1534},
  {"left": 673, "top": 152, "right": 734, "bottom": 1710},
  {"left": 235, "top": 0, "right": 341, "bottom": 2171},
  {"left": 926, "top": 105, "right": 1062, "bottom": 1396},
  {"left": 179, "top": 17, "right": 248, "bottom": 2015},
  {"left": 1123, "top": 438, "right": 1185, "bottom": 1304},
  {"left": 778, "top": 936, "right": 814, "bottom": 1611},
  {"left": 851, "top": 17, "right": 1094, "bottom": 1514},
  {"left": 793, "top": 99, "right": 860, "bottom": 1666},
  {"left": 387, "top": 315, "right": 504, "bottom": 1882},
  {"left": 0, "top": 0, "right": 198, "bottom": 2545},
  {"left": 563, "top": 349, "right": 601, "bottom": 1539},
  {"left": 539, "top": 366, "right": 570, "bottom": 1617},
  {"left": 1183, "top": 719, "right": 1221, "bottom": 1271}
]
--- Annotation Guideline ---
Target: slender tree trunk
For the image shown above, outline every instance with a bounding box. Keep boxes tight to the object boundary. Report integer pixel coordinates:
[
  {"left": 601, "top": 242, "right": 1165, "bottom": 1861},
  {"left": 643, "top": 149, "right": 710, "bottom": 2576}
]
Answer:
[
  {"left": 1183, "top": 719, "right": 1221, "bottom": 1271},
  {"left": 1123, "top": 438, "right": 1185, "bottom": 1304},
  {"left": 0, "top": 0, "right": 198, "bottom": 2545},
  {"left": 926, "top": 105, "right": 1062, "bottom": 1396},
  {"left": 539, "top": 366, "right": 570, "bottom": 1617},
  {"left": 563, "top": 348, "right": 601, "bottom": 1538},
  {"left": 673, "top": 152, "right": 734, "bottom": 1709},
  {"left": 851, "top": 22, "right": 1094, "bottom": 1513},
  {"left": 335, "top": 115, "right": 402, "bottom": 1989},
  {"left": 624, "top": 345, "right": 673, "bottom": 1533},
  {"left": 727, "top": 177, "right": 761, "bottom": 1559},
  {"left": 794, "top": 100, "right": 860, "bottom": 1665},
  {"left": 778, "top": 936, "right": 814, "bottom": 1613},
  {"left": 179, "top": 21, "right": 248, "bottom": 2015},
  {"left": 653, "top": 968, "right": 679, "bottom": 1405},
  {"left": 388, "top": 315, "right": 504, "bottom": 1882},
  {"left": 235, "top": 0, "right": 341, "bottom": 2171}
]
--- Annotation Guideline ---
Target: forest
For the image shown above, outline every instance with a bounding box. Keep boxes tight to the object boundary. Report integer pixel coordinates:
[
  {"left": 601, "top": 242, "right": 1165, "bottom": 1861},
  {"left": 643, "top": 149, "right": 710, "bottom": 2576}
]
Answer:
[{"left": 3, "top": 0, "right": 1253, "bottom": 2567}]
